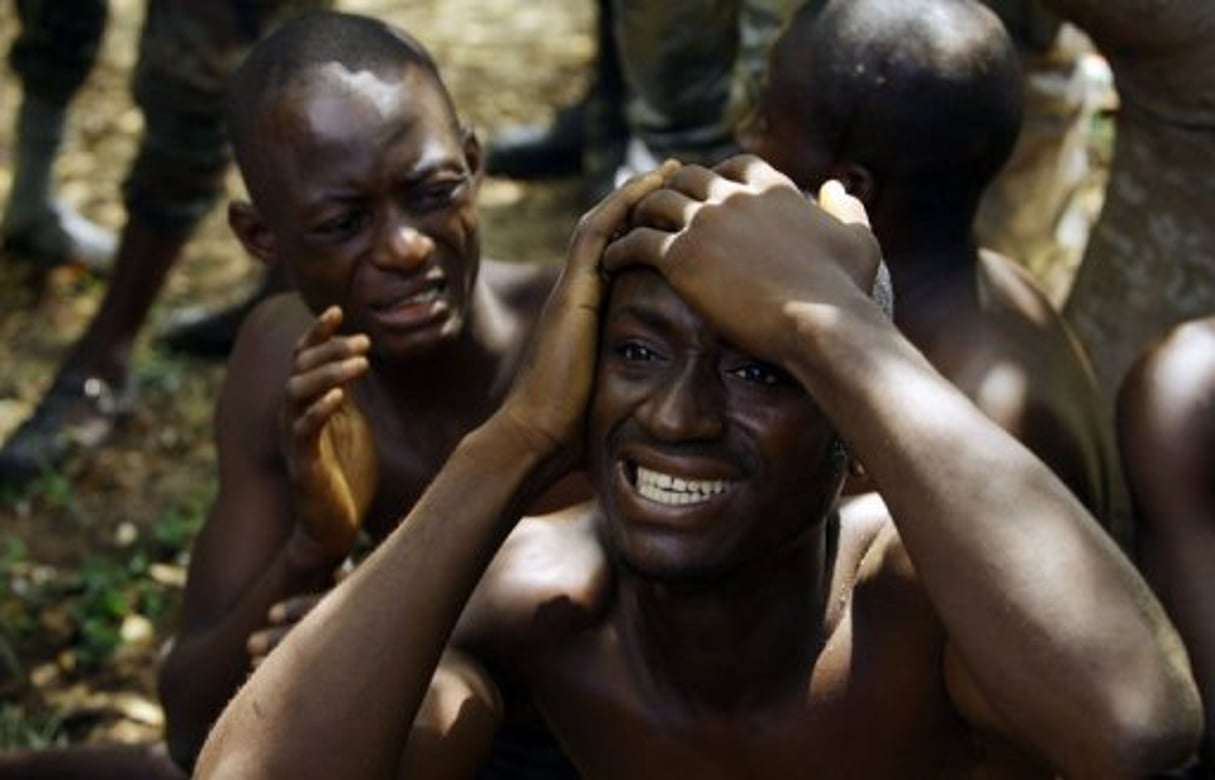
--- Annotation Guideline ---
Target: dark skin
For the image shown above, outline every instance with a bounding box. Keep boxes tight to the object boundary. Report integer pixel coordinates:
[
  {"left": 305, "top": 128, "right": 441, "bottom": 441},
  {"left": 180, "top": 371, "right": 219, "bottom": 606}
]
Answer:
[
  {"left": 1118, "top": 316, "right": 1215, "bottom": 775},
  {"left": 155, "top": 59, "right": 571, "bottom": 769},
  {"left": 196, "top": 158, "right": 1199, "bottom": 779},
  {"left": 738, "top": 0, "right": 1123, "bottom": 540}
]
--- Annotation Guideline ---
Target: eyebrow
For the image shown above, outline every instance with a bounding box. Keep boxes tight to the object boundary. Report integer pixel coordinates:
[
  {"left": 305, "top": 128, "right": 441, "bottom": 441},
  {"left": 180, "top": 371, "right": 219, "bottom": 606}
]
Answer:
[
  {"left": 606, "top": 301, "right": 673, "bottom": 334},
  {"left": 301, "top": 155, "right": 466, "bottom": 213}
]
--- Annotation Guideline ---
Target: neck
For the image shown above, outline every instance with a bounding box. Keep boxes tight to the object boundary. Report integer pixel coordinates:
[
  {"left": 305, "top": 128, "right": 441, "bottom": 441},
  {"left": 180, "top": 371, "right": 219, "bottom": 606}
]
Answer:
[
  {"left": 616, "top": 518, "right": 838, "bottom": 717},
  {"left": 870, "top": 204, "right": 981, "bottom": 343}
]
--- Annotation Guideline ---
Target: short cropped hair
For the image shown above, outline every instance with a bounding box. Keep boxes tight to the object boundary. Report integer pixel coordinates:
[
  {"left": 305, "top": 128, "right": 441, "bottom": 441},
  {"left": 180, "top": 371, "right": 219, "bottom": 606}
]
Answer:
[{"left": 226, "top": 11, "right": 454, "bottom": 177}]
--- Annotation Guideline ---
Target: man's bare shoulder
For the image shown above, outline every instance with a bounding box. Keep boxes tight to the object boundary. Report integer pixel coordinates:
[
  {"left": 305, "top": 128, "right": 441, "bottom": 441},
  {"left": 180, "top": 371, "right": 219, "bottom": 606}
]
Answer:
[
  {"left": 1119, "top": 317, "right": 1215, "bottom": 527},
  {"left": 964, "top": 252, "right": 1106, "bottom": 432},
  {"left": 232, "top": 292, "right": 314, "bottom": 359},
  {"left": 453, "top": 501, "right": 611, "bottom": 661},
  {"left": 838, "top": 494, "right": 918, "bottom": 595},
  {"left": 969, "top": 251, "right": 1090, "bottom": 370},
  {"left": 481, "top": 259, "right": 561, "bottom": 317},
  {"left": 214, "top": 293, "right": 313, "bottom": 458},
  {"left": 1131, "top": 317, "right": 1215, "bottom": 401}
]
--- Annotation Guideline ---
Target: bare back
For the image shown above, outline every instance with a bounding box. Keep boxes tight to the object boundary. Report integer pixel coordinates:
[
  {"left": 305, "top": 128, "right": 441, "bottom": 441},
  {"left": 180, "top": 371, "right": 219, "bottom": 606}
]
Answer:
[{"left": 898, "top": 251, "right": 1122, "bottom": 541}]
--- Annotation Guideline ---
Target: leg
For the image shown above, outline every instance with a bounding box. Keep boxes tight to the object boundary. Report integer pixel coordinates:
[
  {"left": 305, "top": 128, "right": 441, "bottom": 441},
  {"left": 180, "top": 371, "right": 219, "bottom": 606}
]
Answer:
[
  {"left": 0, "top": 0, "right": 326, "bottom": 483},
  {"left": 485, "top": 0, "right": 626, "bottom": 188},
  {"left": 611, "top": 0, "right": 742, "bottom": 173},
  {"left": 3, "top": 0, "right": 115, "bottom": 271}
]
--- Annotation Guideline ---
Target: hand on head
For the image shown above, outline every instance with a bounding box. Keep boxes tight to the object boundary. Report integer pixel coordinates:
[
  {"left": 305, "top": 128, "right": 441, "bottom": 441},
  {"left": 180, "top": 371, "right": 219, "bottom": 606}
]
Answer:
[
  {"left": 494, "top": 160, "right": 681, "bottom": 477},
  {"left": 602, "top": 154, "right": 882, "bottom": 368}
]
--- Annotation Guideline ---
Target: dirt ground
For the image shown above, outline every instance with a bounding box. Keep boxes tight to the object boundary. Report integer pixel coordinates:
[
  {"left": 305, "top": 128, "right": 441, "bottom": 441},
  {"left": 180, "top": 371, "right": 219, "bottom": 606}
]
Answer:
[{"left": 0, "top": 0, "right": 594, "bottom": 748}]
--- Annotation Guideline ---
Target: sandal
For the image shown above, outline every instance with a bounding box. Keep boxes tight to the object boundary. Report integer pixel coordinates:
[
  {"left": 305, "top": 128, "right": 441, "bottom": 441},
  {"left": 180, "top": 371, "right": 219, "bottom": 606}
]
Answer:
[{"left": 0, "top": 375, "right": 135, "bottom": 486}]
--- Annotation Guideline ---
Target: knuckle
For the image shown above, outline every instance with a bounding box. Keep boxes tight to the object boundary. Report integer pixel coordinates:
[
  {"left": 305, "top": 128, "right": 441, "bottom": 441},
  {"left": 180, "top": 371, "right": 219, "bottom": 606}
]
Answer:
[{"left": 285, "top": 375, "right": 307, "bottom": 400}]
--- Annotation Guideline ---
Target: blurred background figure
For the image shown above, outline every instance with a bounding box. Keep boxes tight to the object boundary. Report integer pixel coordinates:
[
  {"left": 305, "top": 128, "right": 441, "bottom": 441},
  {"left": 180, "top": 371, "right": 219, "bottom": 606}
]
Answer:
[
  {"left": 0, "top": 0, "right": 328, "bottom": 485},
  {"left": 975, "top": 0, "right": 1113, "bottom": 304},
  {"left": 3, "top": 0, "right": 117, "bottom": 272},
  {"left": 1043, "top": 0, "right": 1215, "bottom": 401},
  {"left": 486, "top": 0, "right": 805, "bottom": 199}
]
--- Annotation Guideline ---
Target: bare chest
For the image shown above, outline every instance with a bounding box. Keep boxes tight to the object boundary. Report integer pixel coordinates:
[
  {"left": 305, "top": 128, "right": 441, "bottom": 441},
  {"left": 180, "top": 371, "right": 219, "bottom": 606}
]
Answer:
[
  {"left": 357, "top": 392, "right": 496, "bottom": 541},
  {"left": 526, "top": 612, "right": 1037, "bottom": 779}
]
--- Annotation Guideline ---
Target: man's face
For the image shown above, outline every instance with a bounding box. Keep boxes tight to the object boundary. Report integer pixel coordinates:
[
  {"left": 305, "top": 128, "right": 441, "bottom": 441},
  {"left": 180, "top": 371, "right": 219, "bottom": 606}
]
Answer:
[
  {"left": 737, "top": 32, "right": 834, "bottom": 193},
  {"left": 588, "top": 270, "right": 842, "bottom": 583},
  {"left": 253, "top": 63, "right": 481, "bottom": 360}
]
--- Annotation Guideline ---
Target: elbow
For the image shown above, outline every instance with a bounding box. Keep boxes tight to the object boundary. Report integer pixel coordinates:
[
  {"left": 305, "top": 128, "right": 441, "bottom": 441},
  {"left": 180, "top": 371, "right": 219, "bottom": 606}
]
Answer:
[{"left": 1067, "top": 670, "right": 1204, "bottom": 778}]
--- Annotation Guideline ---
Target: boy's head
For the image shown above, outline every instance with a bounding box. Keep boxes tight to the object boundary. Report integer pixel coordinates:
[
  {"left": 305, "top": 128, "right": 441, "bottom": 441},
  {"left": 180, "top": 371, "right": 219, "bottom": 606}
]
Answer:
[
  {"left": 226, "top": 12, "right": 484, "bottom": 360},
  {"left": 741, "top": 0, "right": 1023, "bottom": 217}
]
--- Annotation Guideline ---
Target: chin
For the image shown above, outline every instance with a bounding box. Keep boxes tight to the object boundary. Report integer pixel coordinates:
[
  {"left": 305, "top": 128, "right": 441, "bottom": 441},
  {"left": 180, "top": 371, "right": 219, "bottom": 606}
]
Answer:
[
  {"left": 604, "top": 521, "right": 742, "bottom": 587},
  {"left": 373, "top": 314, "right": 462, "bottom": 361}
]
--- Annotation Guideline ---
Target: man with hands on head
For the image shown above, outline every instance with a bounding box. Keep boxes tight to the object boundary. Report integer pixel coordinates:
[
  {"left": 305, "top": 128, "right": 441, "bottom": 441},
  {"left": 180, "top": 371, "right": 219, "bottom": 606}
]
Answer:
[
  {"left": 154, "top": 12, "right": 573, "bottom": 771},
  {"left": 197, "top": 154, "right": 1200, "bottom": 779}
]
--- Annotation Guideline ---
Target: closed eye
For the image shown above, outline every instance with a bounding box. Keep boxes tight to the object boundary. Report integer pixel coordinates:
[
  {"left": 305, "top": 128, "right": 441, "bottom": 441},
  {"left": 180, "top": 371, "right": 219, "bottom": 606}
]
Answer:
[
  {"left": 311, "top": 210, "right": 369, "bottom": 241},
  {"left": 406, "top": 176, "right": 469, "bottom": 212}
]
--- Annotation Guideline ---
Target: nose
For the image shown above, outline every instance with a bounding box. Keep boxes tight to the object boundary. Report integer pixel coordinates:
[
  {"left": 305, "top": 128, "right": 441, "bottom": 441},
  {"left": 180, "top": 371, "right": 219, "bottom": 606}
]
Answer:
[
  {"left": 370, "top": 207, "right": 434, "bottom": 271},
  {"left": 636, "top": 358, "right": 725, "bottom": 443}
]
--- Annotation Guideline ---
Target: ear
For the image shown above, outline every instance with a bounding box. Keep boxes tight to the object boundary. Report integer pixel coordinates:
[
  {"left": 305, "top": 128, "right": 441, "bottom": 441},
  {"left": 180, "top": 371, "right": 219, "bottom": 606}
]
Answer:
[
  {"left": 827, "top": 163, "right": 876, "bottom": 206},
  {"left": 228, "top": 201, "right": 279, "bottom": 267},
  {"left": 461, "top": 124, "right": 484, "bottom": 187}
]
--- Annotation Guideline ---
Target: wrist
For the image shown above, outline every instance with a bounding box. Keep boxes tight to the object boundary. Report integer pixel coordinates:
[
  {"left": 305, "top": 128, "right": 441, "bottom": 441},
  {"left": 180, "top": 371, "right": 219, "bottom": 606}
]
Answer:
[
  {"left": 782, "top": 294, "right": 915, "bottom": 403},
  {"left": 461, "top": 411, "right": 575, "bottom": 512}
]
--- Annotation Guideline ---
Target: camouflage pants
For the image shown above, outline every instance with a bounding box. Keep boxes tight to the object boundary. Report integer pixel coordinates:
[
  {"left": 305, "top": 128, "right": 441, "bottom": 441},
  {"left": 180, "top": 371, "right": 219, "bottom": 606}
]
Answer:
[
  {"left": 612, "top": 0, "right": 805, "bottom": 164},
  {"left": 11, "top": 0, "right": 329, "bottom": 235}
]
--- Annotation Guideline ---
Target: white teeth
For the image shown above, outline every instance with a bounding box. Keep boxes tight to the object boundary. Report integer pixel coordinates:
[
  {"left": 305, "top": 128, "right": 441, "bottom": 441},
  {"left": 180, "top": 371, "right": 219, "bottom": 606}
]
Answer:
[
  {"left": 403, "top": 287, "right": 440, "bottom": 305},
  {"left": 635, "top": 465, "right": 731, "bottom": 506}
]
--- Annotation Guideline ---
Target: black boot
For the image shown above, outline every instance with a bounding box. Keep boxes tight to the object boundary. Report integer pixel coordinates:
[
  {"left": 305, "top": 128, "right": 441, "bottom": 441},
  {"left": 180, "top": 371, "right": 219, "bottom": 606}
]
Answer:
[
  {"left": 486, "top": 0, "right": 625, "bottom": 183},
  {"left": 156, "top": 267, "right": 288, "bottom": 359}
]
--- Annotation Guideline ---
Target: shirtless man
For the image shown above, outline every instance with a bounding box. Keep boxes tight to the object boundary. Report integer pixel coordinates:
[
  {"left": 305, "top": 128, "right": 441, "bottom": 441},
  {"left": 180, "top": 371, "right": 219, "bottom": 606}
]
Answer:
[
  {"left": 153, "top": 12, "right": 567, "bottom": 770},
  {"left": 195, "top": 156, "right": 1200, "bottom": 778},
  {"left": 1118, "top": 315, "right": 1215, "bottom": 776},
  {"left": 738, "top": 0, "right": 1125, "bottom": 541}
]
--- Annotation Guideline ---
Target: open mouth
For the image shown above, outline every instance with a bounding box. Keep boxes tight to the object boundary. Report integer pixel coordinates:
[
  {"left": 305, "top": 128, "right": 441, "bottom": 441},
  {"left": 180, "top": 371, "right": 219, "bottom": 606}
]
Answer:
[
  {"left": 629, "top": 462, "right": 735, "bottom": 507},
  {"left": 373, "top": 281, "right": 445, "bottom": 312}
]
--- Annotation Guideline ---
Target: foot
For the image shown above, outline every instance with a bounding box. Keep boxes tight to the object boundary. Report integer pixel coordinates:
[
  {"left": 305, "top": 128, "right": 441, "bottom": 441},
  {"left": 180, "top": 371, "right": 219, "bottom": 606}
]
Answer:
[
  {"left": 486, "top": 102, "right": 592, "bottom": 180},
  {"left": 156, "top": 287, "right": 272, "bottom": 359},
  {"left": 0, "top": 374, "right": 134, "bottom": 486},
  {"left": 1, "top": 204, "right": 116, "bottom": 275}
]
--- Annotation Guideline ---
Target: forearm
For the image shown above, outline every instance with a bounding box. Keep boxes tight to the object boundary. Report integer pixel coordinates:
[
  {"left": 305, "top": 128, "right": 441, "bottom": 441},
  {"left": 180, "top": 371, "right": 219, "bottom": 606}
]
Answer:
[
  {"left": 159, "top": 542, "right": 334, "bottom": 770},
  {"left": 788, "top": 304, "right": 1199, "bottom": 771},
  {"left": 195, "top": 414, "right": 552, "bottom": 780}
]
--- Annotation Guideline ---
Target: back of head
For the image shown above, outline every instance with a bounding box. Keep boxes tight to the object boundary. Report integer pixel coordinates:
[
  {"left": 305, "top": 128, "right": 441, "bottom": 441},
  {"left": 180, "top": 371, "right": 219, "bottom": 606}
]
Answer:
[
  {"left": 783, "top": 0, "right": 1023, "bottom": 212},
  {"left": 226, "top": 11, "right": 452, "bottom": 199}
]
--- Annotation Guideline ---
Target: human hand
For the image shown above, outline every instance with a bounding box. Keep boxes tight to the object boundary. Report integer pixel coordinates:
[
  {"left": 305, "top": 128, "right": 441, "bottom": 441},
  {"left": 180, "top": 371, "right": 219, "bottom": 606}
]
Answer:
[
  {"left": 496, "top": 161, "right": 680, "bottom": 468},
  {"left": 279, "top": 306, "right": 379, "bottom": 568},
  {"left": 603, "top": 155, "right": 880, "bottom": 368}
]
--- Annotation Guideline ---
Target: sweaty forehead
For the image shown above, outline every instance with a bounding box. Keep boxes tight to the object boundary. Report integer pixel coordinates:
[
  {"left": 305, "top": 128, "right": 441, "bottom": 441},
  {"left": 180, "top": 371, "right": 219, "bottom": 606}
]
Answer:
[
  {"left": 605, "top": 268, "right": 716, "bottom": 341},
  {"left": 263, "top": 62, "right": 454, "bottom": 148}
]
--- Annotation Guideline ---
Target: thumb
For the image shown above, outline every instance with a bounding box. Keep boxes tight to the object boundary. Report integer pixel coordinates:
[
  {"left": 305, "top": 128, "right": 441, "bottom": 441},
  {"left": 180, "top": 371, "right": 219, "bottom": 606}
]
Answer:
[{"left": 818, "top": 180, "right": 870, "bottom": 227}]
